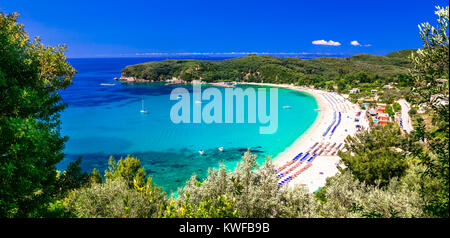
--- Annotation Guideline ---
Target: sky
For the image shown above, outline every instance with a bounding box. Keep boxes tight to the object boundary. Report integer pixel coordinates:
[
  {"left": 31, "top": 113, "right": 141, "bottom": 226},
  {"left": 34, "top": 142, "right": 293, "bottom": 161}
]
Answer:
[{"left": 0, "top": 0, "right": 447, "bottom": 58}]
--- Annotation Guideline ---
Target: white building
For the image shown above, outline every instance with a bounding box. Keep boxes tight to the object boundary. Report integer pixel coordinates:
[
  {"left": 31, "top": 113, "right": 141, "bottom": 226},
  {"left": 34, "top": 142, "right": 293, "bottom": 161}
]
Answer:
[{"left": 350, "top": 88, "right": 360, "bottom": 94}]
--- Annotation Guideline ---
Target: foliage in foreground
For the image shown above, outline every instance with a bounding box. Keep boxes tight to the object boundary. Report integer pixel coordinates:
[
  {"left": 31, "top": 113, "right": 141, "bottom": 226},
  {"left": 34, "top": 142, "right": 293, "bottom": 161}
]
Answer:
[
  {"left": 64, "top": 155, "right": 166, "bottom": 218},
  {"left": 317, "top": 169, "right": 425, "bottom": 218},
  {"left": 65, "top": 178, "right": 155, "bottom": 218},
  {"left": 175, "top": 151, "right": 319, "bottom": 218},
  {"left": 409, "top": 5, "right": 449, "bottom": 218},
  {"left": 61, "top": 149, "right": 428, "bottom": 218},
  {"left": 0, "top": 12, "right": 76, "bottom": 217}
]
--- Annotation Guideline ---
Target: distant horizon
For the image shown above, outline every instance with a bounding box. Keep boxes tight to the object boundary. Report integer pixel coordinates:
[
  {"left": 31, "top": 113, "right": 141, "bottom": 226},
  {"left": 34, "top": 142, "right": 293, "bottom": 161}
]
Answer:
[
  {"left": 67, "top": 52, "right": 350, "bottom": 59},
  {"left": 66, "top": 49, "right": 411, "bottom": 59}
]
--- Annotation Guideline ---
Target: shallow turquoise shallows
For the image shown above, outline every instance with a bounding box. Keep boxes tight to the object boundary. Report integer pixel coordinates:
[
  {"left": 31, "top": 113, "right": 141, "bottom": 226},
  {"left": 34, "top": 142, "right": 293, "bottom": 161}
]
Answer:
[{"left": 58, "top": 58, "right": 318, "bottom": 193}]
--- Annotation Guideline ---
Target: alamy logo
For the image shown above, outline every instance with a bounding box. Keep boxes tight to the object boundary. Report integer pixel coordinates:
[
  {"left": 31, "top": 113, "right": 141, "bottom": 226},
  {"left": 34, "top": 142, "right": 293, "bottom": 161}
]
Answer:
[{"left": 169, "top": 83, "right": 278, "bottom": 134}]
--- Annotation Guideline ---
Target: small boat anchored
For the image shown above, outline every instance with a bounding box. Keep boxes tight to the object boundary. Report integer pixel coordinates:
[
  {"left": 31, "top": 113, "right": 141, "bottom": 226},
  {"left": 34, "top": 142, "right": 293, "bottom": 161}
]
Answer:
[
  {"left": 140, "top": 98, "right": 148, "bottom": 114},
  {"left": 283, "top": 106, "right": 291, "bottom": 109},
  {"left": 314, "top": 109, "right": 321, "bottom": 111},
  {"left": 100, "top": 83, "right": 116, "bottom": 86},
  {"left": 218, "top": 147, "right": 224, "bottom": 152},
  {"left": 195, "top": 100, "right": 202, "bottom": 104},
  {"left": 199, "top": 150, "right": 205, "bottom": 155}
]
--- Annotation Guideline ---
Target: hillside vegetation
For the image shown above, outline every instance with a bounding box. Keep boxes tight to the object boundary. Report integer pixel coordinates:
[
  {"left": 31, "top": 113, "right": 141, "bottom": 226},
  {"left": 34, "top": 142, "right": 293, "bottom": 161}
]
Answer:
[
  {"left": 121, "top": 51, "right": 412, "bottom": 84},
  {"left": 386, "top": 49, "right": 417, "bottom": 58}
]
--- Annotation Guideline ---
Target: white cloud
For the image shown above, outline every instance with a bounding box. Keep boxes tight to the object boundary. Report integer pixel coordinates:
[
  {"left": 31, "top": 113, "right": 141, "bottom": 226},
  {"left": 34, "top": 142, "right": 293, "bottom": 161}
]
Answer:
[
  {"left": 312, "top": 40, "right": 341, "bottom": 46},
  {"left": 350, "top": 40, "right": 361, "bottom": 46},
  {"left": 351, "top": 40, "right": 371, "bottom": 47}
]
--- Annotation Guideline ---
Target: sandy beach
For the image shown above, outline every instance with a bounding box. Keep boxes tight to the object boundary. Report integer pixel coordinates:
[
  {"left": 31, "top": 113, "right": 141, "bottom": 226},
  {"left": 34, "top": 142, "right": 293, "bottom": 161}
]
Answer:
[{"left": 241, "top": 82, "right": 368, "bottom": 192}]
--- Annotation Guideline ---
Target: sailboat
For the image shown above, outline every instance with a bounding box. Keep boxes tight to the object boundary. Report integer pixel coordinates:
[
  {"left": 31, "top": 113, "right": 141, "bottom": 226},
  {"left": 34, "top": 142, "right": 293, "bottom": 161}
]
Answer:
[{"left": 140, "top": 98, "right": 148, "bottom": 114}]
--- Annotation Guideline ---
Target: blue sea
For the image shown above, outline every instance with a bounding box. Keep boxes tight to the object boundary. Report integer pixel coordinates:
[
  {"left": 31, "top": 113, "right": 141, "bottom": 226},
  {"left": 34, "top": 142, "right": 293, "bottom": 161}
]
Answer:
[{"left": 58, "top": 58, "right": 318, "bottom": 193}]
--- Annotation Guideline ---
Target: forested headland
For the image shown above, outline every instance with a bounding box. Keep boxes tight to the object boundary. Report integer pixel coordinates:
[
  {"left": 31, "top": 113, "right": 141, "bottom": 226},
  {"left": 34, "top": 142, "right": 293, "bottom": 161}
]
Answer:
[{"left": 121, "top": 49, "right": 416, "bottom": 88}]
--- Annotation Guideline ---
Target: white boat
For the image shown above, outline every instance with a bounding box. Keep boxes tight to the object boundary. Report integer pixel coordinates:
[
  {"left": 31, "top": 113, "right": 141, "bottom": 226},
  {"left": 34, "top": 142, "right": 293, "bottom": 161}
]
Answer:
[
  {"left": 199, "top": 150, "right": 205, "bottom": 155},
  {"left": 100, "top": 83, "right": 116, "bottom": 86},
  {"left": 140, "top": 98, "right": 148, "bottom": 114},
  {"left": 218, "top": 147, "right": 224, "bottom": 152},
  {"left": 283, "top": 106, "right": 291, "bottom": 109},
  {"left": 314, "top": 109, "right": 321, "bottom": 111},
  {"left": 195, "top": 100, "right": 202, "bottom": 104},
  {"left": 177, "top": 95, "right": 182, "bottom": 99}
]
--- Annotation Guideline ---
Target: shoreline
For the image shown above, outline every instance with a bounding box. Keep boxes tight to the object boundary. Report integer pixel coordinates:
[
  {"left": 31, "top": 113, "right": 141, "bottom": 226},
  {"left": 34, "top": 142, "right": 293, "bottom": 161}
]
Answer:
[
  {"left": 239, "top": 82, "right": 327, "bottom": 161},
  {"left": 240, "top": 82, "right": 364, "bottom": 192},
  {"left": 114, "top": 79, "right": 362, "bottom": 193},
  {"left": 239, "top": 82, "right": 328, "bottom": 160}
]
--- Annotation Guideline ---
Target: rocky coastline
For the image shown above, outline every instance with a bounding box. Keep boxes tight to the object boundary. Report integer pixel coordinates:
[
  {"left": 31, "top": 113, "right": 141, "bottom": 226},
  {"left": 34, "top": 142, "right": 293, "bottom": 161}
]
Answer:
[
  {"left": 114, "top": 75, "right": 188, "bottom": 85},
  {"left": 114, "top": 75, "right": 237, "bottom": 88}
]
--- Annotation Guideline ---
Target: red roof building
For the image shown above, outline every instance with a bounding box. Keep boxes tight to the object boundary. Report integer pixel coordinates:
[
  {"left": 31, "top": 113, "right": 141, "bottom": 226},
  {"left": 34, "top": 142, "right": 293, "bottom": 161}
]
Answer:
[
  {"left": 376, "top": 103, "right": 386, "bottom": 114},
  {"left": 376, "top": 113, "right": 389, "bottom": 126}
]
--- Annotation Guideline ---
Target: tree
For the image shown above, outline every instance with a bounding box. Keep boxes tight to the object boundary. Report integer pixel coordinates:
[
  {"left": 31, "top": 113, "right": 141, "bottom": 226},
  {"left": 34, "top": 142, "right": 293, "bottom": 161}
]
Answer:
[
  {"left": 409, "top": 107, "right": 417, "bottom": 116},
  {"left": 380, "top": 89, "right": 396, "bottom": 104},
  {"left": 393, "top": 102, "right": 402, "bottom": 112},
  {"left": 0, "top": 12, "right": 76, "bottom": 217},
  {"left": 338, "top": 124, "right": 409, "bottom": 187},
  {"left": 65, "top": 156, "right": 167, "bottom": 218},
  {"left": 89, "top": 168, "right": 103, "bottom": 184},
  {"left": 409, "top": 5, "right": 449, "bottom": 218},
  {"left": 55, "top": 157, "right": 89, "bottom": 199},
  {"left": 104, "top": 155, "right": 146, "bottom": 187},
  {"left": 64, "top": 178, "right": 152, "bottom": 218},
  {"left": 163, "top": 193, "right": 238, "bottom": 218},
  {"left": 385, "top": 104, "right": 395, "bottom": 117},
  {"left": 317, "top": 171, "right": 425, "bottom": 218}
]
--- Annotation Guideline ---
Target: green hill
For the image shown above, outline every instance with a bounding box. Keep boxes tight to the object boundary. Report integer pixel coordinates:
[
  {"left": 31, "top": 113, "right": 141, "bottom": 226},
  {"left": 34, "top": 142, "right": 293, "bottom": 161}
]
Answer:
[
  {"left": 120, "top": 50, "right": 412, "bottom": 85},
  {"left": 386, "top": 49, "right": 417, "bottom": 59}
]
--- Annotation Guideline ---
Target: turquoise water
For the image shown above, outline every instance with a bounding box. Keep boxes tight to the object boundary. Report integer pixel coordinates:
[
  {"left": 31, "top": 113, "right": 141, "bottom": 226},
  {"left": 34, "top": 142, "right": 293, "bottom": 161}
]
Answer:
[{"left": 58, "top": 58, "right": 318, "bottom": 193}]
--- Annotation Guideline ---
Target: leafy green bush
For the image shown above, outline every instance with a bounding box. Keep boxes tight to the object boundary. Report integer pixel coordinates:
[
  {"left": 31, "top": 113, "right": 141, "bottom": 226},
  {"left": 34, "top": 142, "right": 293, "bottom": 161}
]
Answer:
[
  {"left": 393, "top": 102, "right": 402, "bottom": 112},
  {"left": 64, "top": 155, "right": 167, "bottom": 218},
  {"left": 338, "top": 124, "right": 409, "bottom": 187},
  {"left": 65, "top": 178, "right": 153, "bottom": 218},
  {"left": 317, "top": 171, "right": 425, "bottom": 218}
]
